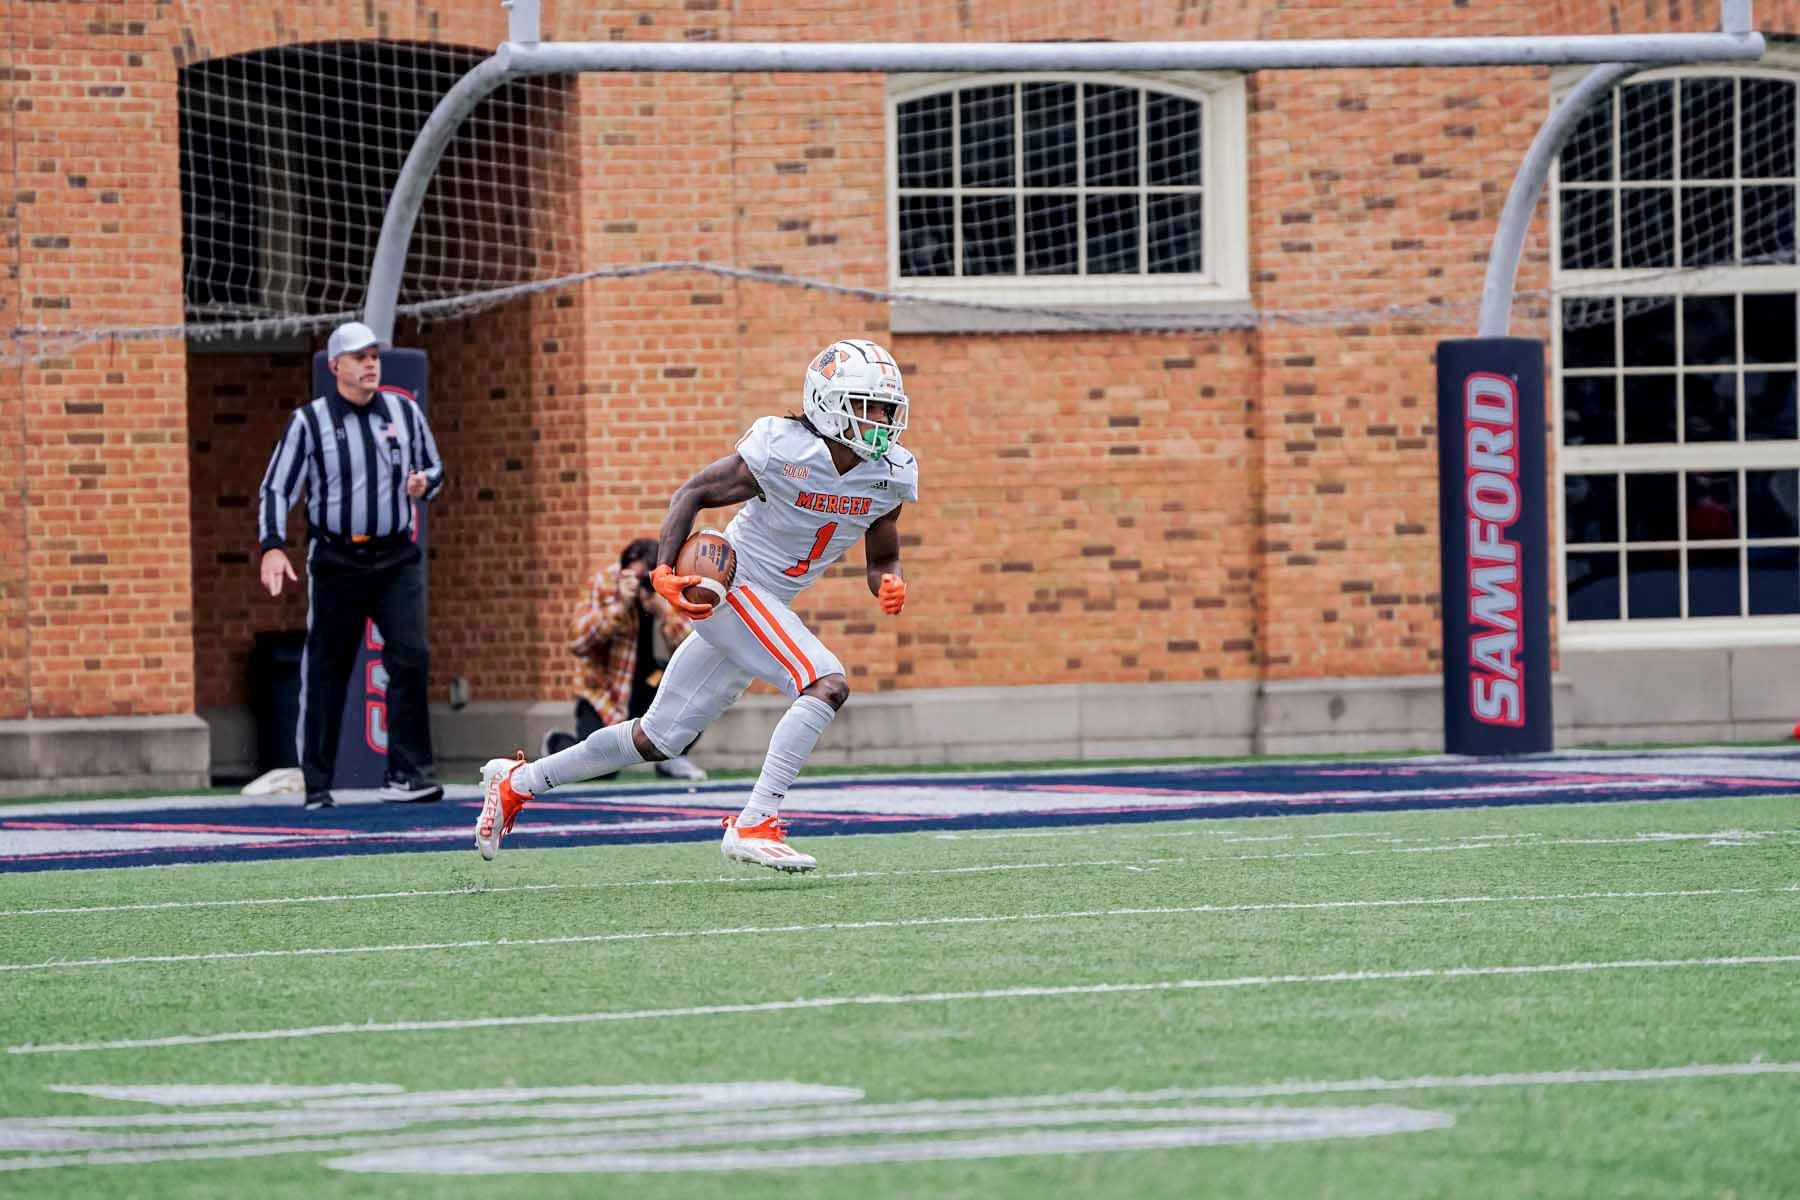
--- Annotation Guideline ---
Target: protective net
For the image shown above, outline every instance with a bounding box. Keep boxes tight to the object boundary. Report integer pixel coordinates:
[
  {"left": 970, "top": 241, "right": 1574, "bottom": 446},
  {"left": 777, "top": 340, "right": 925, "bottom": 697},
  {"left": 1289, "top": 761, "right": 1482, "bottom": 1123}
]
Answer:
[
  {"left": 2, "top": 0, "right": 1767, "bottom": 362},
  {"left": 177, "top": 39, "right": 579, "bottom": 336},
  {"left": 1557, "top": 72, "right": 1796, "bottom": 296}
]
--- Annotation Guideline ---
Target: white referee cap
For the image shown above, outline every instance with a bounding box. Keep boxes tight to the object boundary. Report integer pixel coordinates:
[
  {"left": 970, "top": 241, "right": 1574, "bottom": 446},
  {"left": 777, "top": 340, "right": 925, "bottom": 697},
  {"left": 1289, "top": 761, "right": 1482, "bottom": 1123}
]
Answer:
[{"left": 327, "top": 321, "right": 387, "bottom": 360}]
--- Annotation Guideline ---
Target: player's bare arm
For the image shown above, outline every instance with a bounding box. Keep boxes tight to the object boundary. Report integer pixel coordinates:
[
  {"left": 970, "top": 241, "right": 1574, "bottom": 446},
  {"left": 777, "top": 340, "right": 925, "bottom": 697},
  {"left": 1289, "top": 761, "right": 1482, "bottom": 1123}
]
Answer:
[
  {"left": 866, "top": 505, "right": 907, "bottom": 616},
  {"left": 864, "top": 505, "right": 903, "bottom": 595},
  {"left": 656, "top": 453, "right": 762, "bottom": 566}
]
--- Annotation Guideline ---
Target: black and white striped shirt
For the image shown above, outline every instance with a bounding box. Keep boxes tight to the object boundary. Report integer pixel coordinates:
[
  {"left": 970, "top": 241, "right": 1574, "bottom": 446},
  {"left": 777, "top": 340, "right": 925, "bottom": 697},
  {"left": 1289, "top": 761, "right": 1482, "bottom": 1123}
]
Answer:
[{"left": 258, "top": 387, "right": 445, "bottom": 550}]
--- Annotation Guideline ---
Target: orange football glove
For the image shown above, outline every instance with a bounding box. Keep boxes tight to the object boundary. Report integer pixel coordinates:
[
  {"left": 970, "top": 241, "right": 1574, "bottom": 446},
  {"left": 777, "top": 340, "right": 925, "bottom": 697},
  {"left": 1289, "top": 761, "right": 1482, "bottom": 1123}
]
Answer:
[
  {"left": 650, "top": 563, "right": 714, "bottom": 619},
  {"left": 878, "top": 572, "right": 907, "bottom": 616}
]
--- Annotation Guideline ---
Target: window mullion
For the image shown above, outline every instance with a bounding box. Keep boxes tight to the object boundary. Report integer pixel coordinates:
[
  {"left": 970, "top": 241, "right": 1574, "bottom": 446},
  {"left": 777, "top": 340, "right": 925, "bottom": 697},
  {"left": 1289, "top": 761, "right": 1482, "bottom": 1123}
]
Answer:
[
  {"left": 1612, "top": 85, "right": 1624, "bottom": 271},
  {"left": 951, "top": 90, "right": 964, "bottom": 280},
  {"left": 1076, "top": 81, "right": 1087, "bottom": 276},
  {"left": 1740, "top": 469, "right": 1752, "bottom": 616},
  {"left": 1013, "top": 81, "right": 1024, "bottom": 278},
  {"left": 1138, "top": 87, "right": 1149, "bottom": 276}
]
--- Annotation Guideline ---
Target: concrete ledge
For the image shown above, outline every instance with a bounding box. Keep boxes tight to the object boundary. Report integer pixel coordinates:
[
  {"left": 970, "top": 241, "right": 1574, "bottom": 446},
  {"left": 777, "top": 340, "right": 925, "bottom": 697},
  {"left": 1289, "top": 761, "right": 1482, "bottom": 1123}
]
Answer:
[
  {"left": 201, "top": 705, "right": 259, "bottom": 781},
  {"left": 19, "top": 643, "right": 1787, "bottom": 800},
  {"left": 1258, "top": 674, "right": 1577, "bottom": 755},
  {"left": 0, "top": 714, "right": 211, "bottom": 799},
  {"left": 425, "top": 682, "right": 1266, "bottom": 778},
  {"left": 1727, "top": 646, "right": 1800, "bottom": 723},
  {"left": 422, "top": 675, "right": 1561, "bottom": 777},
  {"left": 191, "top": 643, "right": 1800, "bottom": 790},
  {"left": 1562, "top": 649, "right": 1731, "bottom": 727}
]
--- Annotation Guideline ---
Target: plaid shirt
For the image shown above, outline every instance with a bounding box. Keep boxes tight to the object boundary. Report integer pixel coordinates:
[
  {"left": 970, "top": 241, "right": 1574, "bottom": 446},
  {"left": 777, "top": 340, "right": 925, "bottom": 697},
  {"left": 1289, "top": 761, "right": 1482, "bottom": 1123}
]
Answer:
[{"left": 569, "top": 564, "right": 693, "bottom": 727}]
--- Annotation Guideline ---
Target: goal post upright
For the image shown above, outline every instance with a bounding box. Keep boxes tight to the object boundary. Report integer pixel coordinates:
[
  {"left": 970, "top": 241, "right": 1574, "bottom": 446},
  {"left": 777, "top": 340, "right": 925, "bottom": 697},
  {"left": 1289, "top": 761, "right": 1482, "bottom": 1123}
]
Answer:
[
  {"left": 1439, "top": 62, "right": 1649, "bottom": 759},
  {"left": 361, "top": 2, "right": 1766, "bottom": 757},
  {"left": 1441, "top": 6, "right": 1758, "bottom": 755}
]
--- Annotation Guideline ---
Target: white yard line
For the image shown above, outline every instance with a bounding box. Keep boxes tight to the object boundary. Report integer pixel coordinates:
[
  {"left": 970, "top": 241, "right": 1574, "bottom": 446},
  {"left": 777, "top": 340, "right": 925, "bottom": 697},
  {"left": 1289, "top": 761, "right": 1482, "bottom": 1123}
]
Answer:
[
  {"left": 8, "top": 826, "right": 1799, "bottom": 919},
  {"left": 11, "top": 953, "right": 1798, "bottom": 1056},
  {"left": 0, "top": 858, "right": 1185, "bottom": 919},
  {"left": 940, "top": 830, "right": 1800, "bottom": 870},
  {"left": 2, "top": 887, "right": 1790, "bottom": 975}
]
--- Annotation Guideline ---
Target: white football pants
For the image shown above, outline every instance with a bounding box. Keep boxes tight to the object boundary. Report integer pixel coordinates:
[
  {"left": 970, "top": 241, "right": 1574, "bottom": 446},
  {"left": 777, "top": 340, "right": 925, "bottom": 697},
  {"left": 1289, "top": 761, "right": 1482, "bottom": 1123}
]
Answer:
[{"left": 638, "top": 582, "right": 845, "bottom": 757}]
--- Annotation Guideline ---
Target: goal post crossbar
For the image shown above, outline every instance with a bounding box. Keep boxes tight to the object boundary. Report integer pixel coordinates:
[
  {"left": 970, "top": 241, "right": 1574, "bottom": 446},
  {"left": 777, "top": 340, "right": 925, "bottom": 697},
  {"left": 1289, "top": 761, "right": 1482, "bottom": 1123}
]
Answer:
[
  {"left": 489, "top": 34, "right": 1765, "bottom": 76},
  {"left": 363, "top": 16, "right": 1765, "bottom": 339}
]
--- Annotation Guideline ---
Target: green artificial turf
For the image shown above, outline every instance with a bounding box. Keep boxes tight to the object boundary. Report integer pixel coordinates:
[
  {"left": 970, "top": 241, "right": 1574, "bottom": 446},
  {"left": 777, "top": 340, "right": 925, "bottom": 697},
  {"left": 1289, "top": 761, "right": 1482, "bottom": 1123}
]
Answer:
[{"left": 2, "top": 793, "right": 1797, "bottom": 1197}]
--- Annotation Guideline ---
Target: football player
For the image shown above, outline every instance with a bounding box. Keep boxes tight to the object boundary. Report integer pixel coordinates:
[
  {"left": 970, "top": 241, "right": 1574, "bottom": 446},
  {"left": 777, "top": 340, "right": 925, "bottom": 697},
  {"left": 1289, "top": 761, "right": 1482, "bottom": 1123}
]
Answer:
[{"left": 476, "top": 338, "right": 918, "bottom": 872}]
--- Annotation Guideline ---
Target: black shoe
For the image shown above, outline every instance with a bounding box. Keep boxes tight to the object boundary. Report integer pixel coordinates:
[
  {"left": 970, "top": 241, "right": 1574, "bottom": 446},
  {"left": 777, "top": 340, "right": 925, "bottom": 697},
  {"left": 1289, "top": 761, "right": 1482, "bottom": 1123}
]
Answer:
[
  {"left": 304, "top": 791, "right": 335, "bottom": 811},
  {"left": 541, "top": 730, "right": 577, "bottom": 758},
  {"left": 379, "top": 772, "right": 444, "bottom": 804}
]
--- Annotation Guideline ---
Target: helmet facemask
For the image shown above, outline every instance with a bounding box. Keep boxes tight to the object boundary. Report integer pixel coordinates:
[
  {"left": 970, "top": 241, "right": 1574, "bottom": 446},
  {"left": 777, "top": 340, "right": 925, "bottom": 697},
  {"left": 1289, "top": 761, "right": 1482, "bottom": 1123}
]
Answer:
[{"left": 837, "top": 389, "right": 908, "bottom": 461}]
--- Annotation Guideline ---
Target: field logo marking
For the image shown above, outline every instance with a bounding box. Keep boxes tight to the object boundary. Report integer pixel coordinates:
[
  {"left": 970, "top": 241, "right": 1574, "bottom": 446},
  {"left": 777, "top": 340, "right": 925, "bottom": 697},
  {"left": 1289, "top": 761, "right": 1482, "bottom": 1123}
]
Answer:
[
  {"left": 0, "top": 1080, "right": 1446, "bottom": 1174},
  {"left": 9, "top": 1061, "right": 1799, "bottom": 1175}
]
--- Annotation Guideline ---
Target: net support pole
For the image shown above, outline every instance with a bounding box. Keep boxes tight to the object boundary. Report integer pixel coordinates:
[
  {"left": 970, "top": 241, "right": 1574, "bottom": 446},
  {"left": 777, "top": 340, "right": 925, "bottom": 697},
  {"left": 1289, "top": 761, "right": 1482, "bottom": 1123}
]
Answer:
[
  {"left": 1441, "top": 62, "right": 1643, "bottom": 756},
  {"left": 363, "top": 55, "right": 520, "bottom": 342}
]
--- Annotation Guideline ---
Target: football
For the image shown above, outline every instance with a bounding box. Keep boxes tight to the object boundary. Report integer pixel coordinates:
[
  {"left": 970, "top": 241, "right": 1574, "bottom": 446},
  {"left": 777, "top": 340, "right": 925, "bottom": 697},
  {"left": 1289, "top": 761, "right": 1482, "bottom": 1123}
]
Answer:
[{"left": 673, "top": 529, "right": 736, "bottom": 606}]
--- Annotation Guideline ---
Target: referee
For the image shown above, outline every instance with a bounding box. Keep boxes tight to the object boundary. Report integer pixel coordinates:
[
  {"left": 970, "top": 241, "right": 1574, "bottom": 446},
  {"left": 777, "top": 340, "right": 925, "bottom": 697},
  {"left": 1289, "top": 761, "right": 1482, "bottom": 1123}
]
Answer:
[{"left": 257, "top": 321, "right": 446, "bottom": 811}]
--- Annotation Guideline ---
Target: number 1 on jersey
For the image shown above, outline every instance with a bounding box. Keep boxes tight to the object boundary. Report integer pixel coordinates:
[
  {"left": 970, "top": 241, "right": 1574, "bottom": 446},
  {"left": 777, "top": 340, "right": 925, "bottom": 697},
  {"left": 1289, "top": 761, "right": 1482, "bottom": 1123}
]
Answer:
[{"left": 783, "top": 521, "right": 837, "bottom": 577}]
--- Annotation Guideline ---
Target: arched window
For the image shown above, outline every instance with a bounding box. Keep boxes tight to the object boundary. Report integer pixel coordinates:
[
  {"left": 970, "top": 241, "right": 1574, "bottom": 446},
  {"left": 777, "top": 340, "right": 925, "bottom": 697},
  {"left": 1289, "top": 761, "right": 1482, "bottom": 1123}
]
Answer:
[{"left": 888, "top": 73, "right": 1247, "bottom": 331}]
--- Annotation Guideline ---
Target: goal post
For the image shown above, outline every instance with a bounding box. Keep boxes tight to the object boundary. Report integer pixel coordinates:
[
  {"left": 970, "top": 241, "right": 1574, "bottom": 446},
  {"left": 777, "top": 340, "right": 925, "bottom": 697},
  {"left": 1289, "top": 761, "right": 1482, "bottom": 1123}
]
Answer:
[
  {"left": 1439, "top": 62, "right": 1647, "bottom": 757},
  {"left": 356, "top": 1, "right": 1766, "bottom": 758},
  {"left": 361, "top": 8, "right": 1766, "bottom": 342}
]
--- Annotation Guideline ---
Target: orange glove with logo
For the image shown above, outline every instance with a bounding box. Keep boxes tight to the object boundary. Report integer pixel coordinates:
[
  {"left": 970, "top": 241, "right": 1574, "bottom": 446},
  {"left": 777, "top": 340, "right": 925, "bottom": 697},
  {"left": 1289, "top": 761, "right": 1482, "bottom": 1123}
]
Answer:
[
  {"left": 878, "top": 572, "right": 907, "bottom": 616},
  {"left": 650, "top": 563, "right": 714, "bottom": 619}
]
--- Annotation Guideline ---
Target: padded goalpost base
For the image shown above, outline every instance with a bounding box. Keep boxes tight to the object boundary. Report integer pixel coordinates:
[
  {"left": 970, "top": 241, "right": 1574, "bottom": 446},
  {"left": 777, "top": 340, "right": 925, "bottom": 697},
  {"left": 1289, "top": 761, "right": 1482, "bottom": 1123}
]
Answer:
[{"left": 1435, "top": 338, "right": 1554, "bottom": 756}]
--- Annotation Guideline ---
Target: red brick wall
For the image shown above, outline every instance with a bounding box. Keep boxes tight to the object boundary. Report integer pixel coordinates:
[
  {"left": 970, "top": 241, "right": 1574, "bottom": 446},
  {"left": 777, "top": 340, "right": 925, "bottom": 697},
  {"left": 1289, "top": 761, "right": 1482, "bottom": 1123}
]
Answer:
[
  {"left": 0, "top": 97, "right": 20, "bottom": 715},
  {"left": 4, "top": 3, "right": 193, "bottom": 719},
  {"left": 8, "top": 0, "right": 1788, "bottom": 725},
  {"left": 1247, "top": 64, "right": 1556, "bottom": 679}
]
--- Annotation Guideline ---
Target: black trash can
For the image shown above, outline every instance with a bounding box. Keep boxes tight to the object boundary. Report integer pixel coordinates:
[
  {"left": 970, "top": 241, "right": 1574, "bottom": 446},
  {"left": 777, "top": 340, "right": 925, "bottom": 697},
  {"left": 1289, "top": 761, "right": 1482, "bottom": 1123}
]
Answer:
[{"left": 248, "top": 630, "right": 307, "bottom": 774}]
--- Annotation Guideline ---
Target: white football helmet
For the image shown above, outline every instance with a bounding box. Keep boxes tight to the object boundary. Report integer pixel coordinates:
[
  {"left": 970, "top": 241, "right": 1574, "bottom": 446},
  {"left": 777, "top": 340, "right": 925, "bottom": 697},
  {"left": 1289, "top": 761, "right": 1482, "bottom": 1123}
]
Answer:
[{"left": 801, "top": 338, "right": 908, "bottom": 461}]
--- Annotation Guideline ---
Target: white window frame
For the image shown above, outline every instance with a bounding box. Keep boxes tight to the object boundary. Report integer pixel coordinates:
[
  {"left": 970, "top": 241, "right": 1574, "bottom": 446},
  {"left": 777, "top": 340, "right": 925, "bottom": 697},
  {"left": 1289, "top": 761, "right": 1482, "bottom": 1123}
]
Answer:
[
  {"left": 1550, "top": 54, "right": 1800, "bottom": 650},
  {"left": 885, "top": 71, "right": 1248, "bottom": 329}
]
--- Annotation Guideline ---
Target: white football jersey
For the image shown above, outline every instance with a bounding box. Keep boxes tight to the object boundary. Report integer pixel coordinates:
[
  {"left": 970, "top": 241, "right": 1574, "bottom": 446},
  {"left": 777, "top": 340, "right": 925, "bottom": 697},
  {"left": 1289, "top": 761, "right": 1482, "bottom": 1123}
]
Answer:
[{"left": 726, "top": 416, "right": 919, "bottom": 604}]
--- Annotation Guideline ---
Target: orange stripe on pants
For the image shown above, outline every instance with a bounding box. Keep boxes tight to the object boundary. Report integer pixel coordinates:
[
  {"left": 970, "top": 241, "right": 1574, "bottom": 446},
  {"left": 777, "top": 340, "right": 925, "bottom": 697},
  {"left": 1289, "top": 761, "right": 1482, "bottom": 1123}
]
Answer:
[
  {"left": 741, "top": 585, "right": 818, "bottom": 687},
  {"left": 726, "top": 591, "right": 806, "bottom": 694}
]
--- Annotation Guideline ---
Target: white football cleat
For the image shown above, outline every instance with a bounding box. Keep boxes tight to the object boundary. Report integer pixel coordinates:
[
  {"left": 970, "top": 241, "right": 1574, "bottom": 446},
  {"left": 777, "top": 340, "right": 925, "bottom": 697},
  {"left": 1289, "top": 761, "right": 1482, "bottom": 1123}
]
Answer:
[
  {"left": 721, "top": 815, "right": 816, "bottom": 873},
  {"left": 474, "top": 752, "right": 530, "bottom": 862}
]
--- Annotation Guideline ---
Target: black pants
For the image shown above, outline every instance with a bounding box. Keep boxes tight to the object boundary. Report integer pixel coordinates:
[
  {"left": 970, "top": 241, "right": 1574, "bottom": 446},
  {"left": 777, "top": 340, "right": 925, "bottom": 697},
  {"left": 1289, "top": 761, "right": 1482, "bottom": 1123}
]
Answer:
[{"left": 299, "top": 537, "right": 433, "bottom": 794}]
